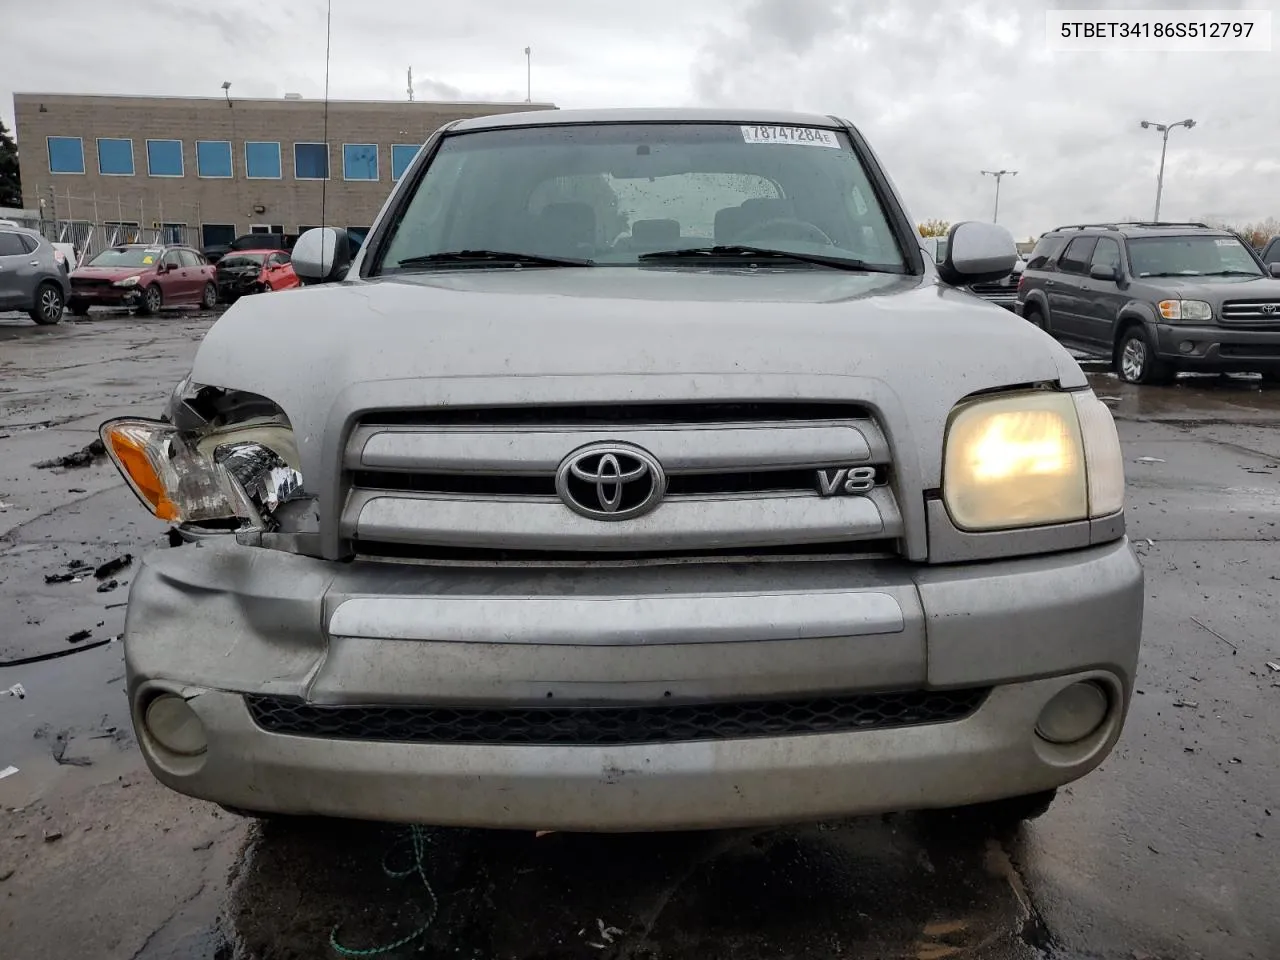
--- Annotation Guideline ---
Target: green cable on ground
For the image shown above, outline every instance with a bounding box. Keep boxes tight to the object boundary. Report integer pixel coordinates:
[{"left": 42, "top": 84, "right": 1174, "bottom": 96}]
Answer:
[{"left": 330, "top": 824, "right": 440, "bottom": 958}]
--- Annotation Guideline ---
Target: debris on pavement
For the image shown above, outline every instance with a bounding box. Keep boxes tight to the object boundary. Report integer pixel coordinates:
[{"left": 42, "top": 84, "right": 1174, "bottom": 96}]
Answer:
[
  {"left": 0, "top": 868, "right": 14, "bottom": 882},
  {"left": 43, "top": 829, "right": 63, "bottom": 843},
  {"left": 1136, "top": 456, "right": 1166, "bottom": 463},
  {"left": 93, "top": 554, "right": 133, "bottom": 579},
  {"left": 1172, "top": 699, "right": 1199, "bottom": 708},
  {"left": 3, "top": 683, "right": 26, "bottom": 700},
  {"left": 1190, "top": 616, "right": 1237, "bottom": 650},
  {"left": 44, "top": 730, "right": 92, "bottom": 768},
  {"left": 0, "top": 637, "right": 116, "bottom": 669},
  {"left": 1266, "top": 662, "right": 1280, "bottom": 673},
  {"left": 0, "top": 766, "right": 18, "bottom": 780},
  {"left": 44, "top": 562, "right": 94, "bottom": 584},
  {"left": 95, "top": 579, "right": 119, "bottom": 594},
  {"left": 65, "top": 629, "right": 92, "bottom": 644},
  {"left": 34, "top": 438, "right": 107, "bottom": 470}
]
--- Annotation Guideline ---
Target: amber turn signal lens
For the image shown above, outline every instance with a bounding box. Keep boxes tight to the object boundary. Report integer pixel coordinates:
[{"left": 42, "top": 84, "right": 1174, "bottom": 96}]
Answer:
[{"left": 104, "top": 424, "right": 181, "bottom": 521}]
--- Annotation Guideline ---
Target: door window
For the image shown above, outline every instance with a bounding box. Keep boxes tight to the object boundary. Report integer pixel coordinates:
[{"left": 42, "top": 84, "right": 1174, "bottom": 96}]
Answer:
[
  {"left": 1090, "top": 237, "right": 1121, "bottom": 274},
  {"left": 179, "top": 249, "right": 204, "bottom": 268},
  {"left": 1057, "top": 237, "right": 1097, "bottom": 273},
  {"left": 0, "top": 232, "right": 27, "bottom": 256}
]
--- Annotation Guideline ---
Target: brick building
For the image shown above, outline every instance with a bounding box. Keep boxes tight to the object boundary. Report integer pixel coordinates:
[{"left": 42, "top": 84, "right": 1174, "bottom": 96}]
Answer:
[{"left": 13, "top": 92, "right": 555, "bottom": 249}]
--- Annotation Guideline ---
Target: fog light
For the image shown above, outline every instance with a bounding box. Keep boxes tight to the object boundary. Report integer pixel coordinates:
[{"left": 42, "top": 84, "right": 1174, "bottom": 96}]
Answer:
[
  {"left": 144, "top": 694, "right": 207, "bottom": 756},
  {"left": 1035, "top": 682, "right": 1108, "bottom": 744},
  {"left": 1179, "top": 341, "right": 1195, "bottom": 354}
]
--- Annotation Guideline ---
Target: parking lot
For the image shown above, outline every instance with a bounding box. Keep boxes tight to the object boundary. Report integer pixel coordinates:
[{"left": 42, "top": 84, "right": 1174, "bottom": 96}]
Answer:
[{"left": 1, "top": 308, "right": 1277, "bottom": 960}]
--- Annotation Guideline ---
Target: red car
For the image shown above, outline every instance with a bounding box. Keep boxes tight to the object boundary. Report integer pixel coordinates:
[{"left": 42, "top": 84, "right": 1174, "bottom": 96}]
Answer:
[
  {"left": 214, "top": 249, "right": 300, "bottom": 303},
  {"left": 69, "top": 244, "right": 218, "bottom": 316}
]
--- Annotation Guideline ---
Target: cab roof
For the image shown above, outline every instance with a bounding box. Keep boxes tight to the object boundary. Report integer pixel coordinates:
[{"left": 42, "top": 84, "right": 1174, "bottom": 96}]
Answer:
[{"left": 448, "top": 107, "right": 846, "bottom": 133}]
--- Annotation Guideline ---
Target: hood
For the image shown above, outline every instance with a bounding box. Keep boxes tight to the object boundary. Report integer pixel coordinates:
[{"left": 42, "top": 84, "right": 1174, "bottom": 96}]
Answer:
[
  {"left": 191, "top": 267, "right": 1090, "bottom": 487},
  {"left": 71, "top": 265, "right": 150, "bottom": 281},
  {"left": 1148, "top": 275, "right": 1280, "bottom": 299}
]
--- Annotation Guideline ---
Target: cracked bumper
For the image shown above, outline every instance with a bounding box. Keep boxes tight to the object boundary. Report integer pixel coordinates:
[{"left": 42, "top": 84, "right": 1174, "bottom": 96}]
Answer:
[{"left": 124, "top": 539, "right": 1143, "bottom": 831}]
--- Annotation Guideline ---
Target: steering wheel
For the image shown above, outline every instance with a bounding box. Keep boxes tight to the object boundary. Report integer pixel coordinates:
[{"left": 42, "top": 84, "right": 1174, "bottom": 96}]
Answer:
[{"left": 735, "top": 217, "right": 836, "bottom": 247}]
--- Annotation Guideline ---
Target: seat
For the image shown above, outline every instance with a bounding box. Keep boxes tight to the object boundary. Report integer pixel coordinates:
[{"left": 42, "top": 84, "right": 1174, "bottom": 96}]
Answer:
[
  {"left": 629, "top": 219, "right": 681, "bottom": 247},
  {"left": 532, "top": 202, "right": 597, "bottom": 256}
]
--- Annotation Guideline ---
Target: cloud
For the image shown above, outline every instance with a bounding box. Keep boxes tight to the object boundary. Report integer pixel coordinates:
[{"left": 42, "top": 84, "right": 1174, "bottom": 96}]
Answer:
[{"left": 1, "top": 0, "right": 1276, "bottom": 236}]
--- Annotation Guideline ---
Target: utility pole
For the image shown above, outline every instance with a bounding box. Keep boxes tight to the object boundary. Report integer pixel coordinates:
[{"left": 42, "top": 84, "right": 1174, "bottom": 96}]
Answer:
[
  {"left": 524, "top": 46, "right": 532, "bottom": 102},
  {"left": 1139, "top": 118, "right": 1195, "bottom": 221},
  {"left": 980, "top": 170, "right": 1017, "bottom": 223},
  {"left": 407, "top": 66, "right": 414, "bottom": 102}
]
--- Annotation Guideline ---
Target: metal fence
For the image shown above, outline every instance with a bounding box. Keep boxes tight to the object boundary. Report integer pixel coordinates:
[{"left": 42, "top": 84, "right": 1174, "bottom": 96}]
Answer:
[{"left": 17, "top": 188, "right": 205, "bottom": 266}]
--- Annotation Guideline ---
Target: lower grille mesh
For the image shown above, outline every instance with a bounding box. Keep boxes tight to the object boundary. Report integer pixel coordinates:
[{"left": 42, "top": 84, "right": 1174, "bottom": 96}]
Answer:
[{"left": 244, "top": 688, "right": 988, "bottom": 746}]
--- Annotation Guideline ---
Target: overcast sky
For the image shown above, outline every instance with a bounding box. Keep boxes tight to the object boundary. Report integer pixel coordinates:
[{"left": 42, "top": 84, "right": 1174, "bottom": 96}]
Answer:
[{"left": 1, "top": 0, "right": 1276, "bottom": 240}]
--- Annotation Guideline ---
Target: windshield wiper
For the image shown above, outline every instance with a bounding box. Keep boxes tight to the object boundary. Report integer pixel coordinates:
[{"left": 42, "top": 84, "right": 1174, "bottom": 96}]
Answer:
[
  {"left": 638, "top": 245, "right": 894, "bottom": 273},
  {"left": 397, "top": 249, "right": 594, "bottom": 268},
  {"left": 1199, "top": 270, "right": 1263, "bottom": 276}
]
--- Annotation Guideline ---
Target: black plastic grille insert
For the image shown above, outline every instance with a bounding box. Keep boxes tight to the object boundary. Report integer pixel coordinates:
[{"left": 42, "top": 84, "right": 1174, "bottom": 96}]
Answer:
[{"left": 244, "top": 688, "right": 988, "bottom": 746}]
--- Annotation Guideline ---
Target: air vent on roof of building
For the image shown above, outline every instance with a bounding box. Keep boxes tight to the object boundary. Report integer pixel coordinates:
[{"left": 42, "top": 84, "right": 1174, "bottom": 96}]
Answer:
[{"left": 284, "top": 92, "right": 303, "bottom": 100}]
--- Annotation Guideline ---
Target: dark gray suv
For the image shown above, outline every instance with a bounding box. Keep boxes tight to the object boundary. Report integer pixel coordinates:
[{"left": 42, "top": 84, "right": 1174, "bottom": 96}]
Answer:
[{"left": 1017, "top": 222, "right": 1280, "bottom": 384}]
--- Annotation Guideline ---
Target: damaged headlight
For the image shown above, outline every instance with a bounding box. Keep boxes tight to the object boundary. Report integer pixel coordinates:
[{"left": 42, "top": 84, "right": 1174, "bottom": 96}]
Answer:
[
  {"left": 942, "top": 390, "right": 1124, "bottom": 531},
  {"left": 99, "top": 417, "right": 303, "bottom": 527}
]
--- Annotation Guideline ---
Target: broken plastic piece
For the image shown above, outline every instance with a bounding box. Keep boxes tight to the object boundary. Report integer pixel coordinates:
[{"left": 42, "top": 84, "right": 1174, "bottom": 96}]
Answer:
[{"left": 0, "top": 766, "right": 18, "bottom": 780}]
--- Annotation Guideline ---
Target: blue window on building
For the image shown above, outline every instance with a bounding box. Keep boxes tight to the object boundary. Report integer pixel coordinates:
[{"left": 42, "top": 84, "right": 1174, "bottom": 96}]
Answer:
[
  {"left": 47, "top": 137, "right": 85, "bottom": 174},
  {"left": 294, "top": 143, "right": 329, "bottom": 180},
  {"left": 97, "top": 138, "right": 134, "bottom": 176},
  {"left": 343, "top": 144, "right": 378, "bottom": 180},
  {"left": 146, "top": 139, "right": 184, "bottom": 177},
  {"left": 391, "top": 144, "right": 420, "bottom": 181},
  {"left": 196, "top": 140, "right": 233, "bottom": 178},
  {"left": 245, "top": 141, "right": 282, "bottom": 179}
]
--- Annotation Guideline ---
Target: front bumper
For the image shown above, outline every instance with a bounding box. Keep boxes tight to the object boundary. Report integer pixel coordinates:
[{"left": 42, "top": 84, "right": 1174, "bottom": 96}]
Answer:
[
  {"left": 216, "top": 274, "right": 263, "bottom": 300},
  {"left": 1151, "top": 321, "right": 1280, "bottom": 370},
  {"left": 70, "top": 285, "right": 140, "bottom": 307},
  {"left": 125, "top": 538, "right": 1144, "bottom": 830}
]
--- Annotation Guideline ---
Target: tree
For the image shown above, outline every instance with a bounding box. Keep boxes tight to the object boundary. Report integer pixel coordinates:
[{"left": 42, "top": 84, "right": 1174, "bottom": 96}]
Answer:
[
  {"left": 0, "top": 119, "right": 20, "bottom": 208},
  {"left": 917, "top": 219, "right": 950, "bottom": 237},
  {"left": 1209, "top": 218, "right": 1280, "bottom": 250}
]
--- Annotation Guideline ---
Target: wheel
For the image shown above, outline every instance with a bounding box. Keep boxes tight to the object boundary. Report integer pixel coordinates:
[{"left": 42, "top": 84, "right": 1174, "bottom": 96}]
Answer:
[
  {"left": 1116, "top": 327, "right": 1175, "bottom": 385},
  {"left": 201, "top": 282, "right": 218, "bottom": 309},
  {"left": 138, "top": 284, "right": 163, "bottom": 316},
  {"left": 1023, "top": 304, "right": 1047, "bottom": 331},
  {"left": 29, "top": 282, "right": 64, "bottom": 325},
  {"left": 68, "top": 299, "right": 90, "bottom": 317}
]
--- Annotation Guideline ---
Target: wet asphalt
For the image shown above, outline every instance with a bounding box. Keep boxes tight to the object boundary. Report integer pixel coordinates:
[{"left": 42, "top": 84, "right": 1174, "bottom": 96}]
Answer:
[{"left": 0, "top": 308, "right": 1277, "bottom": 960}]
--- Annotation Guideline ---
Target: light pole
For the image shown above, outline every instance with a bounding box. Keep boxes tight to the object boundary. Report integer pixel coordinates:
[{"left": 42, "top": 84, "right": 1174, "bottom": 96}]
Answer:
[
  {"left": 524, "top": 46, "right": 532, "bottom": 102},
  {"left": 1139, "top": 118, "right": 1195, "bottom": 222},
  {"left": 980, "top": 169, "right": 1017, "bottom": 223}
]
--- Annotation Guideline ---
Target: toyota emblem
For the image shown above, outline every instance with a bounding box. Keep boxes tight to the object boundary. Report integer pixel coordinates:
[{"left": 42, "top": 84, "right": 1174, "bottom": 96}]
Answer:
[
  {"left": 1261, "top": 303, "right": 1277, "bottom": 315},
  {"left": 555, "top": 442, "right": 667, "bottom": 521}
]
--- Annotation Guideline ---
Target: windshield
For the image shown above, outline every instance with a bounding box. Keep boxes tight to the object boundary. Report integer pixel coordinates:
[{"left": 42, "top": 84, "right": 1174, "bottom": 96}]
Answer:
[
  {"left": 1128, "top": 235, "right": 1263, "bottom": 277},
  {"left": 89, "top": 247, "right": 163, "bottom": 268},
  {"left": 219, "top": 254, "right": 266, "bottom": 268},
  {"left": 374, "top": 122, "right": 906, "bottom": 272}
]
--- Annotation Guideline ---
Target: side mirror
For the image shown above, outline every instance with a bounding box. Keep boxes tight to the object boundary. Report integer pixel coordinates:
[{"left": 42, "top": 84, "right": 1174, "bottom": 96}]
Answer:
[
  {"left": 1090, "top": 263, "right": 1119, "bottom": 281},
  {"left": 1270, "top": 262, "right": 1280, "bottom": 278},
  {"left": 937, "top": 221, "right": 1017, "bottom": 285},
  {"left": 163, "top": 262, "right": 178, "bottom": 273},
  {"left": 291, "top": 227, "right": 351, "bottom": 284}
]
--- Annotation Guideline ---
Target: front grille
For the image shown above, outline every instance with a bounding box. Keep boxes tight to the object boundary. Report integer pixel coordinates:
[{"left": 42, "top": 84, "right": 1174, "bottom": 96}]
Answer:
[
  {"left": 357, "top": 401, "right": 872, "bottom": 428},
  {"left": 72, "top": 279, "right": 113, "bottom": 290},
  {"left": 245, "top": 688, "right": 988, "bottom": 746},
  {"left": 352, "top": 467, "right": 887, "bottom": 498},
  {"left": 341, "top": 402, "right": 902, "bottom": 559},
  {"left": 1221, "top": 299, "right": 1280, "bottom": 323}
]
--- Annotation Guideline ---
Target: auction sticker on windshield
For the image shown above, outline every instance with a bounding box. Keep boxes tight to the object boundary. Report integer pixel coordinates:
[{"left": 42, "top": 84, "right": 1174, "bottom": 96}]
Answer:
[{"left": 740, "top": 125, "right": 840, "bottom": 148}]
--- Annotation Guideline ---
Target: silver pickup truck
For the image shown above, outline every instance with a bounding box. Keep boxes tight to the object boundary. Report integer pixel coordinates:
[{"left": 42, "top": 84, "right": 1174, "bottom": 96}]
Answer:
[{"left": 104, "top": 108, "right": 1143, "bottom": 832}]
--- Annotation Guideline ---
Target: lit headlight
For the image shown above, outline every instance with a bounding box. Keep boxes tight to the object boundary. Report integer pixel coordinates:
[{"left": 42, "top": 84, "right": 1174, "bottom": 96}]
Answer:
[
  {"left": 943, "top": 391, "right": 1124, "bottom": 531},
  {"left": 1157, "top": 299, "right": 1212, "bottom": 322},
  {"left": 99, "top": 418, "right": 303, "bottom": 526},
  {"left": 113, "top": 275, "right": 141, "bottom": 288}
]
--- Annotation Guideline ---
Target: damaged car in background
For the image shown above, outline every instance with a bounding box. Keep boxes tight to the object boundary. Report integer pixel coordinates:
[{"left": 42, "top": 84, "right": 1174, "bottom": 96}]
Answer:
[
  {"left": 102, "top": 108, "right": 1143, "bottom": 833},
  {"left": 215, "top": 250, "right": 300, "bottom": 303}
]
